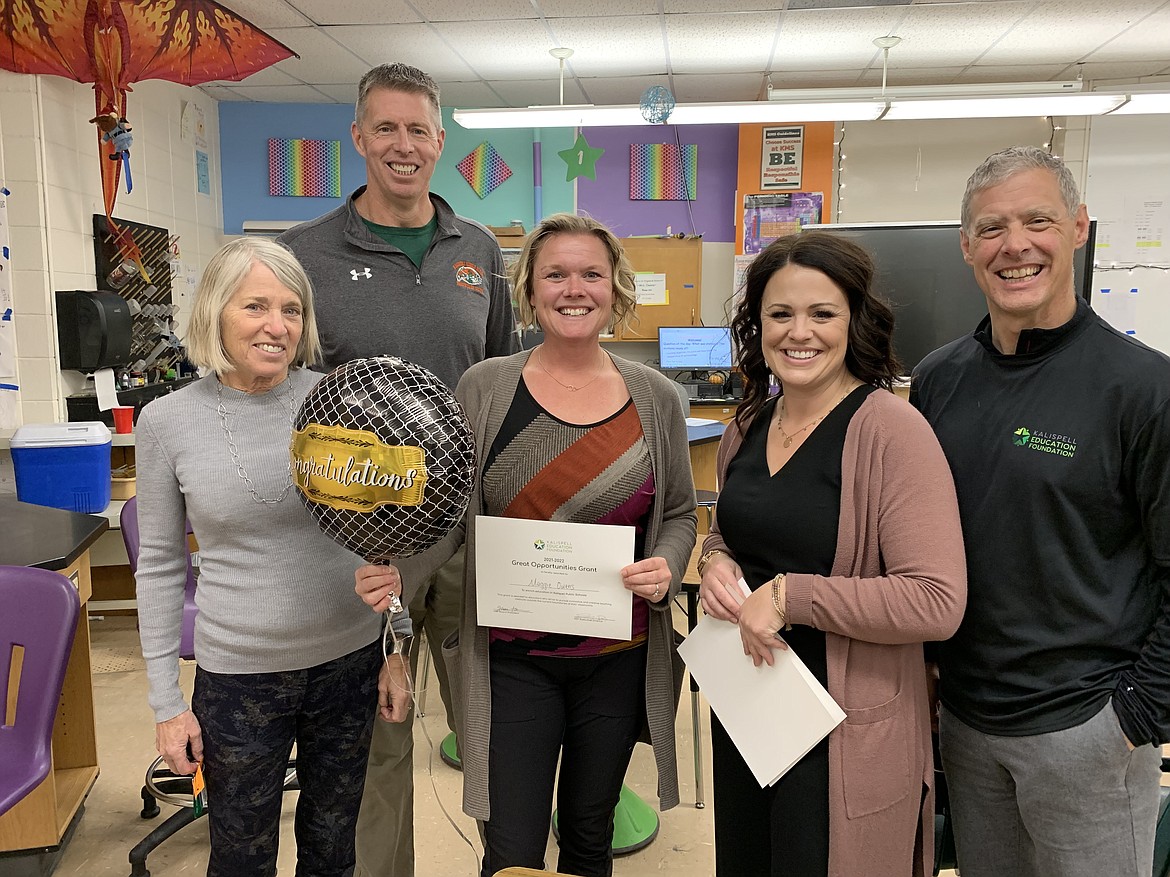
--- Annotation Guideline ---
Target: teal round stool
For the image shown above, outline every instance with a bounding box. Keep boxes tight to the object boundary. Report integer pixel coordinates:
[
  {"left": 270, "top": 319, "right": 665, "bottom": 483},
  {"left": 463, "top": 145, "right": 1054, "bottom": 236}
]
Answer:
[{"left": 438, "top": 734, "right": 658, "bottom": 855}]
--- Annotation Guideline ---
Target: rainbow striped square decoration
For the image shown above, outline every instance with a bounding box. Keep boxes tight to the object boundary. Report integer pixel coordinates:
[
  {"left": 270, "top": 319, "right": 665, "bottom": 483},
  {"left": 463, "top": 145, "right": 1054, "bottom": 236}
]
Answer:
[
  {"left": 457, "top": 142, "right": 513, "bottom": 199},
  {"left": 268, "top": 139, "right": 341, "bottom": 197},
  {"left": 630, "top": 143, "right": 697, "bottom": 201}
]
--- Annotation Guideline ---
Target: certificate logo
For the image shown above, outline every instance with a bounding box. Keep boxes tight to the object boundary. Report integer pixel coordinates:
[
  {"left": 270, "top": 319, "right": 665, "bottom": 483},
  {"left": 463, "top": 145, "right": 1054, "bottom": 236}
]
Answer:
[{"left": 534, "top": 539, "right": 545, "bottom": 550}]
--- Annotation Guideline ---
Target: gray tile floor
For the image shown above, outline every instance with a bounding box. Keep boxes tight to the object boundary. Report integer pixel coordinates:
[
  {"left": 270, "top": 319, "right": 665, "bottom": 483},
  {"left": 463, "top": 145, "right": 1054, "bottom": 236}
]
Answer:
[{"left": 54, "top": 612, "right": 721, "bottom": 877}]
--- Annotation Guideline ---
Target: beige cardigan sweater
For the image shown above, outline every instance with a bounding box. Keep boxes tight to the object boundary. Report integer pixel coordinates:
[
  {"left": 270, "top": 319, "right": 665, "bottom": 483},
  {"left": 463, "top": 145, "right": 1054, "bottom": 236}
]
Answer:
[
  {"left": 702, "top": 388, "right": 966, "bottom": 877},
  {"left": 399, "top": 349, "right": 697, "bottom": 821}
]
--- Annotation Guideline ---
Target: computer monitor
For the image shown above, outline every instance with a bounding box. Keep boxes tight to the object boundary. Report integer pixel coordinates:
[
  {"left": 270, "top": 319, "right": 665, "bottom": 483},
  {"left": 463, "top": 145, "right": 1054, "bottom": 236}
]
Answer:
[{"left": 658, "top": 326, "right": 734, "bottom": 373}]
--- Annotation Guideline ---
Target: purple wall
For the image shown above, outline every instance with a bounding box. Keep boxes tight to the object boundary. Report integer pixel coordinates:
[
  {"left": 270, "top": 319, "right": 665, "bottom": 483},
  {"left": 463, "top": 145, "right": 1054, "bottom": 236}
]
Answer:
[{"left": 576, "top": 125, "right": 739, "bottom": 243}]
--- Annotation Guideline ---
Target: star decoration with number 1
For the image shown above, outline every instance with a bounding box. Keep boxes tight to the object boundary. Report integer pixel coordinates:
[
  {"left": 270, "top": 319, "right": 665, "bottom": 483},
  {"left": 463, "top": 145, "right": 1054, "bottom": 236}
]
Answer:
[{"left": 558, "top": 132, "right": 605, "bottom": 181}]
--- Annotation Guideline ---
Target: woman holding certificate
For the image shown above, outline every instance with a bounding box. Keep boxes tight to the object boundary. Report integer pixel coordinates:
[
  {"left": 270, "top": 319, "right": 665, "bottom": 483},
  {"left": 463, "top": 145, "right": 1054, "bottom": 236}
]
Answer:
[
  {"left": 697, "top": 232, "right": 966, "bottom": 877},
  {"left": 357, "top": 213, "right": 696, "bottom": 877}
]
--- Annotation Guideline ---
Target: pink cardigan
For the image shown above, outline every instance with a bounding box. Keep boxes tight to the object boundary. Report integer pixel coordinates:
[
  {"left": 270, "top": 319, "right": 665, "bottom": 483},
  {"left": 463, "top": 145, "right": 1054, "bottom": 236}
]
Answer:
[{"left": 702, "top": 389, "right": 966, "bottom": 877}]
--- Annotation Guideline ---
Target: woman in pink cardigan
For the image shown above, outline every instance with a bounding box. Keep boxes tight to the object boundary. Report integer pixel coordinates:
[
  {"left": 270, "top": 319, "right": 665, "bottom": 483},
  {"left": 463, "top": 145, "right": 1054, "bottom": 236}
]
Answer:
[{"left": 698, "top": 231, "right": 966, "bottom": 877}]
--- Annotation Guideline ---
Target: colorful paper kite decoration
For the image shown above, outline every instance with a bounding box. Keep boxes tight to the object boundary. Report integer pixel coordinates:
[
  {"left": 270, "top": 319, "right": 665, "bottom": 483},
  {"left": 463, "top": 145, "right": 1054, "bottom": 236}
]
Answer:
[
  {"left": 630, "top": 143, "right": 697, "bottom": 201},
  {"left": 456, "top": 142, "right": 512, "bottom": 199},
  {"left": 0, "top": 0, "right": 297, "bottom": 279},
  {"left": 269, "top": 139, "right": 342, "bottom": 198}
]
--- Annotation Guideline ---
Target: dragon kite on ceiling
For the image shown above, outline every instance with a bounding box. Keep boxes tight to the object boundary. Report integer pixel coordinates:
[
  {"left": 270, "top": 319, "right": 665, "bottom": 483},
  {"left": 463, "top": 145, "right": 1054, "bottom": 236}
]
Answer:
[{"left": 0, "top": 0, "right": 296, "bottom": 276}]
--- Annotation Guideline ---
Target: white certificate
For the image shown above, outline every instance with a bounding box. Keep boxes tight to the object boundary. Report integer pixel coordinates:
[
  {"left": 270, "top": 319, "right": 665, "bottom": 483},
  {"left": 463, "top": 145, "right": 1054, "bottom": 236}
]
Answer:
[{"left": 475, "top": 516, "right": 635, "bottom": 640}]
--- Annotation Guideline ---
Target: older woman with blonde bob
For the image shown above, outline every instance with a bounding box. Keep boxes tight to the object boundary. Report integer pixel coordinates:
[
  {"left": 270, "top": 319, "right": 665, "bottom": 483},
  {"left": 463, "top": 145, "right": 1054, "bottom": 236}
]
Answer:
[
  {"left": 357, "top": 213, "right": 697, "bottom": 876},
  {"left": 134, "top": 237, "right": 411, "bottom": 877}
]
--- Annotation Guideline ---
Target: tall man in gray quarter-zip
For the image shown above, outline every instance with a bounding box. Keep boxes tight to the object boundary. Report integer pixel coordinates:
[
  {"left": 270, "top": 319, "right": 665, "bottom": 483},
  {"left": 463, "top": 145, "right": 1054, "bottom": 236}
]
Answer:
[{"left": 280, "top": 62, "right": 517, "bottom": 877}]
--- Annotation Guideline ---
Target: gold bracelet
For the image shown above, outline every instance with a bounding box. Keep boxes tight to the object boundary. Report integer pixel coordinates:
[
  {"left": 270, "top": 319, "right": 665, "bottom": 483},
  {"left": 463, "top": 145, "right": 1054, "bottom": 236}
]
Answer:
[
  {"left": 697, "top": 548, "right": 726, "bottom": 577},
  {"left": 771, "top": 573, "right": 791, "bottom": 630}
]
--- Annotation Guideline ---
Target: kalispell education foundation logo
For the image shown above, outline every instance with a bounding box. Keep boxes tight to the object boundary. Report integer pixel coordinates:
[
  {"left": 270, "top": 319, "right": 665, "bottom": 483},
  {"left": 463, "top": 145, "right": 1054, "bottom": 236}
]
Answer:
[
  {"left": 533, "top": 539, "right": 545, "bottom": 550},
  {"left": 1012, "top": 426, "right": 1077, "bottom": 459}
]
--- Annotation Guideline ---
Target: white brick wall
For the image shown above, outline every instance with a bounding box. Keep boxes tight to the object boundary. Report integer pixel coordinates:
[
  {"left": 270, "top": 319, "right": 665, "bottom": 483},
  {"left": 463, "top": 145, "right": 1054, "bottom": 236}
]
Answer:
[{"left": 0, "top": 70, "right": 224, "bottom": 428}]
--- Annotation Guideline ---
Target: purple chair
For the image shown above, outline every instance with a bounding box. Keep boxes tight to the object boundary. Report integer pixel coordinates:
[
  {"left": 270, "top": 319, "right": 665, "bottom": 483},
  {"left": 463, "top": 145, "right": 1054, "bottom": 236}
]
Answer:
[
  {"left": 0, "top": 565, "right": 80, "bottom": 817},
  {"left": 120, "top": 496, "right": 197, "bottom": 660}
]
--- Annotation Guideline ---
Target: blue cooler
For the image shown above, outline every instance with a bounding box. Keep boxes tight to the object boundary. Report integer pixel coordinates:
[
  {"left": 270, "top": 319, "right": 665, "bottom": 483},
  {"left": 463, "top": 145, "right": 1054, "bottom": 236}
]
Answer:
[{"left": 11, "top": 422, "right": 112, "bottom": 513}]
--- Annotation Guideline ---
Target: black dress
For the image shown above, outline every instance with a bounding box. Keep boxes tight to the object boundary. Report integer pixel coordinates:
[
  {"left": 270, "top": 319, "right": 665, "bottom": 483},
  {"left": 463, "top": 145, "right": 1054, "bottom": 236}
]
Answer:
[{"left": 710, "top": 385, "right": 874, "bottom": 877}]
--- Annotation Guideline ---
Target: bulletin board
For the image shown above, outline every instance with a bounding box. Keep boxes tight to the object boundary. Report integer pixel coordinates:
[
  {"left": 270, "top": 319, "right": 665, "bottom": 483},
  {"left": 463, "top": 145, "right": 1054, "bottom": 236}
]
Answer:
[{"left": 615, "top": 236, "right": 703, "bottom": 340}]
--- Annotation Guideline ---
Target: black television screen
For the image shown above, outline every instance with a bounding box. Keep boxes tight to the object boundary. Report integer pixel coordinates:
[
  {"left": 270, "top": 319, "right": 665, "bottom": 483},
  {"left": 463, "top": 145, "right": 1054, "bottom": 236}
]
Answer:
[
  {"left": 658, "top": 326, "right": 734, "bottom": 371},
  {"left": 803, "top": 221, "right": 1096, "bottom": 373}
]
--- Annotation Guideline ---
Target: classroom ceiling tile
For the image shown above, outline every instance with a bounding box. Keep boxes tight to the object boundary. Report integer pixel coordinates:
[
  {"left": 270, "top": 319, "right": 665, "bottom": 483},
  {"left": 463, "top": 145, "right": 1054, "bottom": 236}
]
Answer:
[
  {"left": 209, "top": 84, "right": 337, "bottom": 103},
  {"left": 537, "top": 0, "right": 661, "bottom": 16},
  {"left": 878, "top": 2, "right": 1031, "bottom": 67},
  {"left": 544, "top": 17, "right": 670, "bottom": 76},
  {"left": 310, "top": 83, "right": 359, "bottom": 104},
  {"left": 421, "top": 0, "right": 541, "bottom": 20},
  {"left": 200, "top": 85, "right": 254, "bottom": 102},
  {"left": 666, "top": 13, "right": 781, "bottom": 75},
  {"left": 283, "top": 0, "right": 421, "bottom": 25},
  {"left": 979, "top": 1, "right": 1167, "bottom": 65},
  {"left": 263, "top": 27, "right": 372, "bottom": 84},
  {"left": 219, "top": 0, "right": 313, "bottom": 28},
  {"left": 672, "top": 72, "right": 770, "bottom": 103},
  {"left": 198, "top": 1, "right": 1170, "bottom": 105},
  {"left": 429, "top": 21, "right": 566, "bottom": 79},
  {"left": 465, "top": 78, "right": 590, "bottom": 109},
  {"left": 325, "top": 25, "right": 477, "bottom": 79},
  {"left": 771, "top": 7, "right": 907, "bottom": 70}
]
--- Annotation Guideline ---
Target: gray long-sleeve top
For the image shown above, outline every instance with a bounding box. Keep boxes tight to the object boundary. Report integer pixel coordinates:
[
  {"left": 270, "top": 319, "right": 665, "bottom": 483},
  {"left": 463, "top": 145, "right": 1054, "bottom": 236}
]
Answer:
[{"left": 134, "top": 370, "right": 385, "bottom": 723}]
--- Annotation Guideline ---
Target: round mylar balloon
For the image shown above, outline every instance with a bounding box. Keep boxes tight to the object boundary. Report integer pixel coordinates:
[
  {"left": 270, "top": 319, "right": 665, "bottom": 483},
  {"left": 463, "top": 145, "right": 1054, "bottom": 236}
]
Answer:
[{"left": 291, "top": 357, "right": 476, "bottom": 560}]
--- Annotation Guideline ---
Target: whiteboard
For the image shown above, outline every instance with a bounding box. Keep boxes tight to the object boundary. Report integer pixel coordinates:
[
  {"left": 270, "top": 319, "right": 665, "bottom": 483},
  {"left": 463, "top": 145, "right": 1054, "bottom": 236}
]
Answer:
[{"left": 1085, "top": 114, "right": 1170, "bottom": 355}]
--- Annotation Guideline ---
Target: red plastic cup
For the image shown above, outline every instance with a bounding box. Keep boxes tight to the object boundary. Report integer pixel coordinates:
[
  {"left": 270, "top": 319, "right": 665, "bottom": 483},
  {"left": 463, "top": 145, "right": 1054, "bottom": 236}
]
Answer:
[{"left": 112, "top": 405, "right": 135, "bottom": 434}]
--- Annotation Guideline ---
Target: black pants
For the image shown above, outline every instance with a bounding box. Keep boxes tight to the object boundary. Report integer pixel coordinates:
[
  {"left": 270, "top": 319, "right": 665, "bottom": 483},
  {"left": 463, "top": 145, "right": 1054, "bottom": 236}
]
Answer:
[
  {"left": 481, "top": 645, "right": 647, "bottom": 877},
  {"left": 710, "top": 711, "right": 830, "bottom": 877},
  {"left": 192, "top": 639, "right": 381, "bottom": 877}
]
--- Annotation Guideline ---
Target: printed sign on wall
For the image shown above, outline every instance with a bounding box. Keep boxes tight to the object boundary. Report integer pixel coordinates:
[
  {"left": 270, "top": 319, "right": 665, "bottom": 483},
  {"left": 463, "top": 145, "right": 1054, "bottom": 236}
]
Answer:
[{"left": 761, "top": 126, "right": 804, "bottom": 190}]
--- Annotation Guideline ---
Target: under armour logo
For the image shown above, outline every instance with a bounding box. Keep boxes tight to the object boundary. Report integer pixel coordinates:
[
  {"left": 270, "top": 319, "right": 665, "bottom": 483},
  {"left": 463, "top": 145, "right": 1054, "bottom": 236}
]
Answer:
[{"left": 351, "top": 268, "right": 372, "bottom": 280}]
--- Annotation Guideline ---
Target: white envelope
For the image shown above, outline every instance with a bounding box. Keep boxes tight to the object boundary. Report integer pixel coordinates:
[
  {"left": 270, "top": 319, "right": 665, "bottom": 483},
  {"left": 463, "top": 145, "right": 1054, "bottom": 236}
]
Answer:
[{"left": 678, "top": 597, "right": 845, "bottom": 787}]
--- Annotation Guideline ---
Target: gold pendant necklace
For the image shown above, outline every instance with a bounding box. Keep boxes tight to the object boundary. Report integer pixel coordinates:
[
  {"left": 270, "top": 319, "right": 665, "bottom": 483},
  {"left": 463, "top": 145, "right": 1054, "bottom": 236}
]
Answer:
[
  {"left": 776, "top": 387, "right": 854, "bottom": 448},
  {"left": 534, "top": 346, "right": 605, "bottom": 392}
]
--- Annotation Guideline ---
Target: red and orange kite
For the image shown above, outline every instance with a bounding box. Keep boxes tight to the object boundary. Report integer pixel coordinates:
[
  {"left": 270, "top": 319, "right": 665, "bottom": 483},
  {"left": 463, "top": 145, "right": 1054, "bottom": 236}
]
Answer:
[{"left": 0, "top": 0, "right": 296, "bottom": 274}]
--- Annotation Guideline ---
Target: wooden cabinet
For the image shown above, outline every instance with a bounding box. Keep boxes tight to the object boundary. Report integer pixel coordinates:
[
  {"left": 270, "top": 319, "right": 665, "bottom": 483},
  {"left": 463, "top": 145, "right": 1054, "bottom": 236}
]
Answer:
[{"left": 613, "top": 237, "right": 702, "bottom": 341}]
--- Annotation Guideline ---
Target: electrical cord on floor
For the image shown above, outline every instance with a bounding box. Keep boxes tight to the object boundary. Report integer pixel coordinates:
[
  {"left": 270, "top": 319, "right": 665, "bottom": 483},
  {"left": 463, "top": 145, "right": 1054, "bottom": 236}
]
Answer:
[{"left": 381, "top": 607, "right": 481, "bottom": 873}]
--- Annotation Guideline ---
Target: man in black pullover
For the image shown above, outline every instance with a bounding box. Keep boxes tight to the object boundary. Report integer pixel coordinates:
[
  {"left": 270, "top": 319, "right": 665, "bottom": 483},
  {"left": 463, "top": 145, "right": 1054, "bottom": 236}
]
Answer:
[{"left": 912, "top": 146, "right": 1170, "bottom": 877}]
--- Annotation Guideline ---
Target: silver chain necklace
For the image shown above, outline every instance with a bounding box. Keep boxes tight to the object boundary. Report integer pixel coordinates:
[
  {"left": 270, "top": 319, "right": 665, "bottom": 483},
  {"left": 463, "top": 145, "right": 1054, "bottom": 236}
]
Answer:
[{"left": 217, "top": 377, "right": 297, "bottom": 504}]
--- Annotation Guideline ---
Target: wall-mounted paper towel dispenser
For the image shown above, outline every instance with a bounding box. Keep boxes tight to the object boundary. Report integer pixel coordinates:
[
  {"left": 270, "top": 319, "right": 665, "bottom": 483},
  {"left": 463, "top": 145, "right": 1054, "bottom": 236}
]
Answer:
[{"left": 56, "top": 290, "right": 133, "bottom": 371}]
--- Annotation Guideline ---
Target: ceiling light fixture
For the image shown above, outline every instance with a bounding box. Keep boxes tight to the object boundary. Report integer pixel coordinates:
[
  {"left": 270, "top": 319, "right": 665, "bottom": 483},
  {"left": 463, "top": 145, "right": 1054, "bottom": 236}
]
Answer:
[
  {"left": 451, "top": 37, "right": 1168, "bottom": 129},
  {"left": 451, "top": 87, "right": 1169, "bottom": 128}
]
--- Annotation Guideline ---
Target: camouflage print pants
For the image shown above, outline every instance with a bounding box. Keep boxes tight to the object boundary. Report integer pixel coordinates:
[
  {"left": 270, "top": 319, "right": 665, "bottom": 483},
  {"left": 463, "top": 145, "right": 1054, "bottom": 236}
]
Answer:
[{"left": 192, "top": 639, "right": 382, "bottom": 877}]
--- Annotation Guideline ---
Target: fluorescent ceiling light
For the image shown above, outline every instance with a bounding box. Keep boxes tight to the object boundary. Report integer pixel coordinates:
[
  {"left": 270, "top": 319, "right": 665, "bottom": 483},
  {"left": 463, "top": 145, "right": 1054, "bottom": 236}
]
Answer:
[
  {"left": 454, "top": 105, "right": 645, "bottom": 128},
  {"left": 670, "top": 100, "right": 885, "bottom": 124},
  {"left": 455, "top": 100, "right": 885, "bottom": 128},
  {"left": 452, "top": 86, "right": 1170, "bottom": 129},
  {"left": 884, "top": 93, "right": 1127, "bottom": 120},
  {"left": 1107, "top": 92, "right": 1170, "bottom": 115},
  {"left": 766, "top": 81, "right": 1085, "bottom": 101}
]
